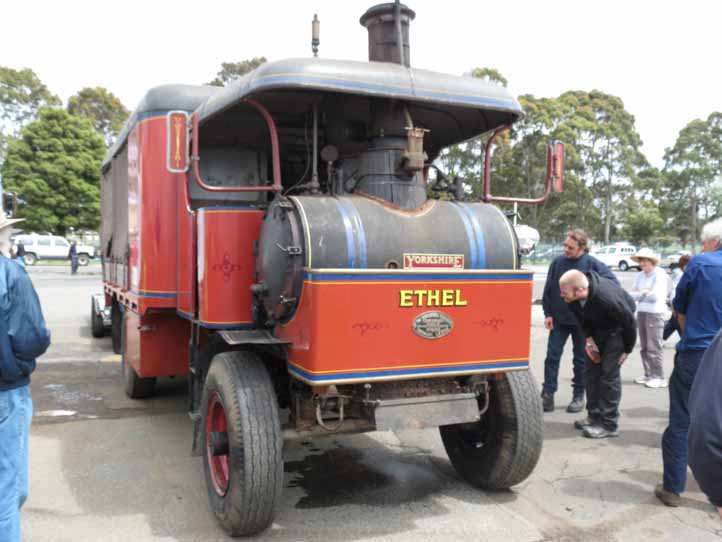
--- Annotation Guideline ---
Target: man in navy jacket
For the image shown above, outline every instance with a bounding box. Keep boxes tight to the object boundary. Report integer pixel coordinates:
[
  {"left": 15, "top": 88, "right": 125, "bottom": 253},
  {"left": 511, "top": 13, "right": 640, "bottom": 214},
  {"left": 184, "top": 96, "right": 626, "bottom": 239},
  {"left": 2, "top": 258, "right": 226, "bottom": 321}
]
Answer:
[
  {"left": 541, "top": 229, "right": 618, "bottom": 413},
  {"left": 0, "top": 213, "right": 51, "bottom": 542}
]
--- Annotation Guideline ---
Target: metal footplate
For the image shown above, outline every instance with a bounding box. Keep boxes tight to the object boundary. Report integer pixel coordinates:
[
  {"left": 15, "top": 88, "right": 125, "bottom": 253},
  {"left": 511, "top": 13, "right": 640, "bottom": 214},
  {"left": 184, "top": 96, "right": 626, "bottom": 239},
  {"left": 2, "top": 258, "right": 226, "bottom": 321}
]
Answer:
[
  {"left": 372, "top": 393, "right": 480, "bottom": 431},
  {"left": 217, "top": 329, "right": 291, "bottom": 346}
]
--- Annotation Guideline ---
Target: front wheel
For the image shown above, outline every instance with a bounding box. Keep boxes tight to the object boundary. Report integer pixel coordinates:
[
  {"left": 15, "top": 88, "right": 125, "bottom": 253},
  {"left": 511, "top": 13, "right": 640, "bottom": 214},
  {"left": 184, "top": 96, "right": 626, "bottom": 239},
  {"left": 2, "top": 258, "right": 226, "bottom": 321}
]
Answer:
[
  {"left": 440, "top": 370, "right": 543, "bottom": 490},
  {"left": 23, "top": 253, "right": 37, "bottom": 266},
  {"left": 201, "top": 351, "right": 283, "bottom": 537},
  {"left": 618, "top": 260, "right": 629, "bottom": 271}
]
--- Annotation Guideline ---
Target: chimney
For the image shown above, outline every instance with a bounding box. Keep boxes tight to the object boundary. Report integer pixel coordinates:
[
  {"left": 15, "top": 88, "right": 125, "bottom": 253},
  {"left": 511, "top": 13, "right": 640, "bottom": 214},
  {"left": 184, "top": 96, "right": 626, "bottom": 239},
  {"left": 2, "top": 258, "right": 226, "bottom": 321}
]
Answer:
[{"left": 359, "top": 3, "right": 415, "bottom": 67}]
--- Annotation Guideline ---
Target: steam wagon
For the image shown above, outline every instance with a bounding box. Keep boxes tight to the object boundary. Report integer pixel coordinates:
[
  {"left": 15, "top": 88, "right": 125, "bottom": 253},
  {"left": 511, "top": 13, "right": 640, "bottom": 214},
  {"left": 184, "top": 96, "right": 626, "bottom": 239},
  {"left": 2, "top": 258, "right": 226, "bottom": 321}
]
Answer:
[{"left": 95, "top": 2, "right": 563, "bottom": 536}]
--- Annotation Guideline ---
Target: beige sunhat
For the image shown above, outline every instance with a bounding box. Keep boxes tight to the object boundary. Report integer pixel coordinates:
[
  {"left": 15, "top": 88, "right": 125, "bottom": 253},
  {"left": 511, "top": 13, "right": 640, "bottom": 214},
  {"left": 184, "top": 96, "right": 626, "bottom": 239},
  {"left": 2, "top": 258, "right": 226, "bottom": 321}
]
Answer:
[
  {"left": 631, "top": 247, "right": 660, "bottom": 265},
  {"left": 0, "top": 212, "right": 25, "bottom": 231}
]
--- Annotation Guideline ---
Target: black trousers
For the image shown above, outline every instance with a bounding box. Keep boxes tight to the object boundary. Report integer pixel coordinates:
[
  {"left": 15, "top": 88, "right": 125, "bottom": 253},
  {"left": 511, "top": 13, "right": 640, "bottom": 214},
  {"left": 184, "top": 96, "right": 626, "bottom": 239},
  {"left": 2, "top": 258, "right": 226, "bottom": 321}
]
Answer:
[{"left": 585, "top": 332, "right": 624, "bottom": 431}]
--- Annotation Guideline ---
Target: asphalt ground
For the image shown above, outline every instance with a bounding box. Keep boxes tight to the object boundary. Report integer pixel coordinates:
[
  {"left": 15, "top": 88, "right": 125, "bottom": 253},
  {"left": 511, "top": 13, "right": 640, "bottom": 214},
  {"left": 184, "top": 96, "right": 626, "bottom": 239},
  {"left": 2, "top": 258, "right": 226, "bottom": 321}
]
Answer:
[{"left": 22, "top": 264, "right": 722, "bottom": 541}]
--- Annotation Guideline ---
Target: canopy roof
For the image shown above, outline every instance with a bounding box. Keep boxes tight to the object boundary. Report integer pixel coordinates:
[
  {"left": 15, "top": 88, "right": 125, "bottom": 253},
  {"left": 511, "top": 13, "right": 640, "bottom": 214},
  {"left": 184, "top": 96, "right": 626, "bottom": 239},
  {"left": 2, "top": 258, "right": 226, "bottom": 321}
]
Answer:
[{"left": 105, "top": 58, "right": 523, "bottom": 168}]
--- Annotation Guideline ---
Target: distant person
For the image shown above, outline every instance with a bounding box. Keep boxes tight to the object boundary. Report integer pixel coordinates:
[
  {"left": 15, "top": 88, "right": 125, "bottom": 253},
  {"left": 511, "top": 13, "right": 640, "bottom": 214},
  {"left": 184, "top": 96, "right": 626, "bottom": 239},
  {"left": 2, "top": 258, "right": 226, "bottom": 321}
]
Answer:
[
  {"left": 655, "top": 218, "right": 722, "bottom": 507},
  {"left": 541, "top": 229, "right": 619, "bottom": 414},
  {"left": 0, "top": 212, "right": 52, "bottom": 542},
  {"left": 688, "top": 328, "right": 722, "bottom": 521},
  {"left": 629, "top": 248, "right": 669, "bottom": 388},
  {"left": 68, "top": 241, "right": 78, "bottom": 275},
  {"left": 663, "top": 254, "right": 690, "bottom": 340},
  {"left": 559, "top": 269, "right": 637, "bottom": 439},
  {"left": 12, "top": 240, "right": 25, "bottom": 261}
]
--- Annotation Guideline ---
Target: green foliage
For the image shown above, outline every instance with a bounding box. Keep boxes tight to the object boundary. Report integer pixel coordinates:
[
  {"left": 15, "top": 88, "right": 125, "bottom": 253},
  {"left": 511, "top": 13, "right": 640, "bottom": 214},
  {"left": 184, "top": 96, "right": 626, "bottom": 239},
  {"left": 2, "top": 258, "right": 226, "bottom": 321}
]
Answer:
[
  {"left": 208, "top": 57, "right": 267, "bottom": 86},
  {"left": 0, "top": 66, "right": 60, "bottom": 161},
  {"left": 0, "top": 108, "right": 105, "bottom": 235},
  {"left": 67, "top": 87, "right": 129, "bottom": 147},
  {"left": 621, "top": 202, "right": 664, "bottom": 245},
  {"left": 469, "top": 67, "right": 507, "bottom": 87},
  {"left": 662, "top": 112, "right": 722, "bottom": 246}
]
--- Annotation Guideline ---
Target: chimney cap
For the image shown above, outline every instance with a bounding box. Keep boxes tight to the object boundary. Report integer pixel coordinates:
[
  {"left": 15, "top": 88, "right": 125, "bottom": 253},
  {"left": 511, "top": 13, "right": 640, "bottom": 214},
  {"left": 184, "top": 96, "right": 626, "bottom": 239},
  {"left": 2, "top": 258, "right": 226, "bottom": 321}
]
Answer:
[{"left": 359, "top": 3, "right": 416, "bottom": 28}]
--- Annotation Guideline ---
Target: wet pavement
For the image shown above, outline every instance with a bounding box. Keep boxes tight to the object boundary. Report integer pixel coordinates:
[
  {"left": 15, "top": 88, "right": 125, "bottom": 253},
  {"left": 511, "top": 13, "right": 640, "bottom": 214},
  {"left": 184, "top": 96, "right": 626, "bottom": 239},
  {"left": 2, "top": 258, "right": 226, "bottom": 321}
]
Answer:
[{"left": 22, "top": 266, "right": 722, "bottom": 541}]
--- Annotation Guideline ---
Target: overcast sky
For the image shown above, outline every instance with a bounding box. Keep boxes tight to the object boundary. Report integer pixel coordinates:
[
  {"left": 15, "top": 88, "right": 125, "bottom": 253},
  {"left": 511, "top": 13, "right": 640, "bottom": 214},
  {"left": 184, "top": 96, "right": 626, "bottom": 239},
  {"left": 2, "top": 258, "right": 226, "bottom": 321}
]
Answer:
[{"left": 3, "top": 0, "right": 720, "bottom": 167}]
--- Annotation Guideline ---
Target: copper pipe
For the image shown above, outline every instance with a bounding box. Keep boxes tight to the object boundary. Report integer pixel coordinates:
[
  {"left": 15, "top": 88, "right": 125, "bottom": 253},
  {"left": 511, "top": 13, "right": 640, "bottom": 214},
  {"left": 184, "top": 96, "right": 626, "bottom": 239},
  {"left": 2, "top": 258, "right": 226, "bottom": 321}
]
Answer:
[
  {"left": 190, "top": 99, "right": 282, "bottom": 193},
  {"left": 482, "top": 124, "right": 554, "bottom": 205}
]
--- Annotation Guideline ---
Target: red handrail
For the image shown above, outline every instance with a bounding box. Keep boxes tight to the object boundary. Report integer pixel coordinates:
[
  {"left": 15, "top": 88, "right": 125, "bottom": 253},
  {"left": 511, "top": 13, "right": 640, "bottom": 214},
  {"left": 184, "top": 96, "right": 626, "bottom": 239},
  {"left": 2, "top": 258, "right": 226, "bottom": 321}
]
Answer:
[
  {"left": 482, "top": 125, "right": 557, "bottom": 205},
  {"left": 190, "top": 98, "right": 282, "bottom": 193}
]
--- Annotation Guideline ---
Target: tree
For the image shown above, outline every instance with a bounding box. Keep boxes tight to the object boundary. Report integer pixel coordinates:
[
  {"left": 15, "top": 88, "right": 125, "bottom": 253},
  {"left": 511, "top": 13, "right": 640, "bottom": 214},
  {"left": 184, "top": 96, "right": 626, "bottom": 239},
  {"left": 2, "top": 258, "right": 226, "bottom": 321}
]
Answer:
[
  {"left": 622, "top": 201, "right": 664, "bottom": 246},
  {"left": 0, "top": 108, "right": 105, "bottom": 235},
  {"left": 208, "top": 57, "right": 267, "bottom": 86},
  {"left": 67, "top": 87, "right": 129, "bottom": 147},
  {"left": 556, "top": 90, "right": 647, "bottom": 243},
  {"left": 662, "top": 112, "right": 722, "bottom": 250},
  {"left": 0, "top": 67, "right": 60, "bottom": 161},
  {"left": 469, "top": 67, "right": 507, "bottom": 87}
]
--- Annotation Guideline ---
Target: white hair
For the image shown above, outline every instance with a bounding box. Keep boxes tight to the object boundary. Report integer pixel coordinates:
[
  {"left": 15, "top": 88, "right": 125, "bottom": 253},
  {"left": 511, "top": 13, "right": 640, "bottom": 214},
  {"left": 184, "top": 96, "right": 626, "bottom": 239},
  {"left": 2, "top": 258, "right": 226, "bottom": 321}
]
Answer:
[{"left": 701, "top": 218, "right": 722, "bottom": 245}]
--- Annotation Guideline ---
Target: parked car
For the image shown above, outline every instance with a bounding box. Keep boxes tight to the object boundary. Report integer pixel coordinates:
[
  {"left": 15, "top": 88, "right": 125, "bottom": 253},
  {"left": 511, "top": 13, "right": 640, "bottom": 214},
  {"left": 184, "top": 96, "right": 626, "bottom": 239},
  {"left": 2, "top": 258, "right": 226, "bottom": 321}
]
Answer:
[
  {"left": 590, "top": 244, "right": 639, "bottom": 271},
  {"left": 14, "top": 234, "right": 95, "bottom": 266}
]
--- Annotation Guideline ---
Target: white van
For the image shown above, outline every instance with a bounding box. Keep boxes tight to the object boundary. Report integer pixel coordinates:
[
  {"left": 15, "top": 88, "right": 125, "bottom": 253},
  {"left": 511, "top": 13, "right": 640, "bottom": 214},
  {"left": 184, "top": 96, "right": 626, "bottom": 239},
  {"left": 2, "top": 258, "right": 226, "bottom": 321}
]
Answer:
[
  {"left": 14, "top": 234, "right": 96, "bottom": 266},
  {"left": 590, "top": 244, "right": 639, "bottom": 271}
]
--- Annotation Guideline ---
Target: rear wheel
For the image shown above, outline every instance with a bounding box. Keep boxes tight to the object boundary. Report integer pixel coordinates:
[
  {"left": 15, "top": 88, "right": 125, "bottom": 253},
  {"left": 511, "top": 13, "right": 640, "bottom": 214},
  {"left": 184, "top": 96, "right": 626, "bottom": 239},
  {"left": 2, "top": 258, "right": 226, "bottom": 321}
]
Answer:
[
  {"left": 121, "top": 313, "right": 156, "bottom": 399},
  {"left": 619, "top": 260, "right": 629, "bottom": 271},
  {"left": 201, "top": 351, "right": 283, "bottom": 537},
  {"left": 90, "top": 299, "right": 105, "bottom": 338},
  {"left": 23, "top": 253, "right": 36, "bottom": 266},
  {"left": 440, "top": 370, "right": 543, "bottom": 490},
  {"left": 111, "top": 301, "right": 122, "bottom": 354},
  {"left": 78, "top": 253, "right": 90, "bottom": 266}
]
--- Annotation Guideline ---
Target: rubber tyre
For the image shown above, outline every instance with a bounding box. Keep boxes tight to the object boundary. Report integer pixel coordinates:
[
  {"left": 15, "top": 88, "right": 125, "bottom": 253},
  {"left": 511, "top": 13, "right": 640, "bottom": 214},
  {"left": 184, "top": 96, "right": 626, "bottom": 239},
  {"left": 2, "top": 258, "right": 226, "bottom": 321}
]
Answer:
[
  {"left": 121, "top": 312, "right": 156, "bottom": 399},
  {"left": 619, "top": 260, "right": 629, "bottom": 271},
  {"left": 23, "top": 253, "right": 36, "bottom": 266},
  {"left": 90, "top": 299, "right": 105, "bottom": 338},
  {"left": 78, "top": 254, "right": 90, "bottom": 266},
  {"left": 111, "top": 302, "right": 122, "bottom": 354},
  {"left": 201, "top": 351, "right": 283, "bottom": 537},
  {"left": 440, "top": 370, "right": 543, "bottom": 490}
]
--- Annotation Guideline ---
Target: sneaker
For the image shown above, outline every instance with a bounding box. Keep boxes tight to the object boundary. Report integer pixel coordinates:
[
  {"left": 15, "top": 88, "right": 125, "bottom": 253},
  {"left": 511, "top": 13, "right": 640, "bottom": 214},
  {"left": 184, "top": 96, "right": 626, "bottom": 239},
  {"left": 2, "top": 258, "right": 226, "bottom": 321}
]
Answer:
[
  {"left": 574, "top": 417, "right": 596, "bottom": 430},
  {"left": 541, "top": 391, "right": 554, "bottom": 412},
  {"left": 634, "top": 375, "right": 649, "bottom": 384},
  {"left": 566, "top": 395, "right": 585, "bottom": 413},
  {"left": 582, "top": 425, "right": 619, "bottom": 439},
  {"left": 645, "top": 378, "right": 668, "bottom": 389},
  {"left": 654, "top": 484, "right": 680, "bottom": 507}
]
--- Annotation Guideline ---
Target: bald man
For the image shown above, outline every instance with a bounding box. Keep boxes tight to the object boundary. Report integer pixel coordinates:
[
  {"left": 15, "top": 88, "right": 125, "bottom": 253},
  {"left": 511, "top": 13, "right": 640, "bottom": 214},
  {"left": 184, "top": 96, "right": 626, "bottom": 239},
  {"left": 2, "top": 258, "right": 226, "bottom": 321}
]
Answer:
[{"left": 559, "top": 269, "right": 637, "bottom": 438}]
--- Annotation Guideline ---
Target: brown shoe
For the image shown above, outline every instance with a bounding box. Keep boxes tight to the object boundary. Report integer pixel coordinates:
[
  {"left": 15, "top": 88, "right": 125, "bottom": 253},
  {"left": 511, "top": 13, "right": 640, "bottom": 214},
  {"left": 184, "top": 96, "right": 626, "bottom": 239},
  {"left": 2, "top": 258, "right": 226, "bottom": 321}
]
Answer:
[{"left": 654, "top": 484, "right": 680, "bottom": 507}]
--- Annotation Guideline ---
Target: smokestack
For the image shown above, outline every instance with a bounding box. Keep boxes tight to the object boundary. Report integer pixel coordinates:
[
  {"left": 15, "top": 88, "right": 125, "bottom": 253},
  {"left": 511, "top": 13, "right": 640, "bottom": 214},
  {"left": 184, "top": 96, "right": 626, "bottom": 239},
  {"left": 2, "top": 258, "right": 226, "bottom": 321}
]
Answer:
[{"left": 359, "top": 3, "right": 415, "bottom": 67}]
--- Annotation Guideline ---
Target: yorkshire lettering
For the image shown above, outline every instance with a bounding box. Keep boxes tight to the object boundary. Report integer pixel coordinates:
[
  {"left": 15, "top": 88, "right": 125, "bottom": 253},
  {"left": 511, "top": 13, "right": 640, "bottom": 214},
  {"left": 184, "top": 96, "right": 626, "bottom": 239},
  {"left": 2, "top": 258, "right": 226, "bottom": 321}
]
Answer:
[
  {"left": 403, "top": 253, "right": 464, "bottom": 269},
  {"left": 399, "top": 289, "right": 468, "bottom": 307}
]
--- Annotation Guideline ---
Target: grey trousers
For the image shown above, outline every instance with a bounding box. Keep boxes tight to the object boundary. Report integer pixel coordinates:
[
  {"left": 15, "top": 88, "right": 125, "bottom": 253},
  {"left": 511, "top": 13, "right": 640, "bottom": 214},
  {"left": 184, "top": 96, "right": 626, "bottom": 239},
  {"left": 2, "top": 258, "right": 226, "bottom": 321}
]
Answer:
[{"left": 638, "top": 311, "right": 665, "bottom": 379}]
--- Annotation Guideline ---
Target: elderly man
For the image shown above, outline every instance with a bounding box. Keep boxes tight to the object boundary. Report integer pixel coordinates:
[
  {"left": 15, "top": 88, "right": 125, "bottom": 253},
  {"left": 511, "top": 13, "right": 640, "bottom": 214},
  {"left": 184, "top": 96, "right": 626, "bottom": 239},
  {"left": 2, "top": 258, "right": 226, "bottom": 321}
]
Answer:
[
  {"left": 541, "top": 229, "right": 618, "bottom": 413},
  {"left": 0, "top": 212, "right": 51, "bottom": 542},
  {"left": 559, "top": 269, "right": 636, "bottom": 438},
  {"left": 655, "top": 218, "right": 722, "bottom": 507}
]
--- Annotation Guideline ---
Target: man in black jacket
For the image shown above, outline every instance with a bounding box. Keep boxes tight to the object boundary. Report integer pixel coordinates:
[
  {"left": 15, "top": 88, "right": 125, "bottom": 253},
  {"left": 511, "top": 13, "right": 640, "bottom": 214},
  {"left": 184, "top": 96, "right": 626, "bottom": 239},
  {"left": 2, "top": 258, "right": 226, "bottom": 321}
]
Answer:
[
  {"left": 559, "top": 269, "right": 637, "bottom": 438},
  {"left": 541, "top": 230, "right": 618, "bottom": 413}
]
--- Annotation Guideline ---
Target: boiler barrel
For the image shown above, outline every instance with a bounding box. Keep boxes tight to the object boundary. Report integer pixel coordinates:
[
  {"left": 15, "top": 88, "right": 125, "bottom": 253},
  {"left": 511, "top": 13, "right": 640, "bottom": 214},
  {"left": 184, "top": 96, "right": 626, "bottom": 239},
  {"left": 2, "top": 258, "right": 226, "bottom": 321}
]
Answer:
[{"left": 256, "top": 195, "right": 519, "bottom": 321}]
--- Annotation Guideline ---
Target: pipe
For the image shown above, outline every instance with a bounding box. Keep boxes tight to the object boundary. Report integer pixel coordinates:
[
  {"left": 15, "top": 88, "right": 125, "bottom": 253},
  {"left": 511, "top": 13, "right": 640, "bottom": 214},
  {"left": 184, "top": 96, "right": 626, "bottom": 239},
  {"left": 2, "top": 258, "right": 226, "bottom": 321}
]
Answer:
[
  {"left": 309, "top": 101, "right": 320, "bottom": 193},
  {"left": 482, "top": 125, "right": 554, "bottom": 205},
  {"left": 394, "top": 0, "right": 405, "bottom": 66},
  {"left": 190, "top": 99, "right": 282, "bottom": 193}
]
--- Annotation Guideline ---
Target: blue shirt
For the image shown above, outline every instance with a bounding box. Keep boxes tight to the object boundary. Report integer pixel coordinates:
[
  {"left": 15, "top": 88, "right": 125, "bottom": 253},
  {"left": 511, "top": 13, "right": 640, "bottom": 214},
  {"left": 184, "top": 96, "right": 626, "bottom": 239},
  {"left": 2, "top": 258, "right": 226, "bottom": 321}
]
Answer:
[{"left": 673, "top": 247, "right": 722, "bottom": 351}]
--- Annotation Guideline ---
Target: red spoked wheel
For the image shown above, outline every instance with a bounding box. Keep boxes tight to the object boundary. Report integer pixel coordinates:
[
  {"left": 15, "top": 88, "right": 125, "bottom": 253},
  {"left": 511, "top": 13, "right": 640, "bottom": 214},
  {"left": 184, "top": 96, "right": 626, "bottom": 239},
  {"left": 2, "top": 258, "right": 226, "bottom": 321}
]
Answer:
[
  {"left": 206, "top": 391, "right": 230, "bottom": 496},
  {"left": 200, "top": 350, "right": 283, "bottom": 536}
]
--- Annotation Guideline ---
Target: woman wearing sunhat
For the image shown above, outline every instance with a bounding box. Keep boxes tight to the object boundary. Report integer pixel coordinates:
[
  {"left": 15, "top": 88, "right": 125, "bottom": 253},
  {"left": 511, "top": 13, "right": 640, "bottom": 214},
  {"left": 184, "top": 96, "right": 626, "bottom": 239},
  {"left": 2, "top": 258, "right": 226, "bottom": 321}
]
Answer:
[{"left": 630, "top": 248, "right": 669, "bottom": 388}]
